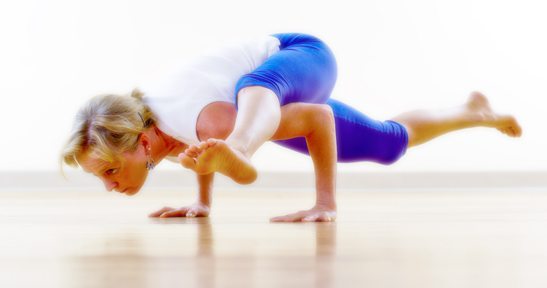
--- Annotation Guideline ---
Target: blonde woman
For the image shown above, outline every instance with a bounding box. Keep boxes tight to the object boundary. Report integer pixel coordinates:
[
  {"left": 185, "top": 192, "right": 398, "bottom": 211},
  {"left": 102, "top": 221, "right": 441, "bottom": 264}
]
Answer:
[{"left": 61, "top": 33, "right": 522, "bottom": 222}]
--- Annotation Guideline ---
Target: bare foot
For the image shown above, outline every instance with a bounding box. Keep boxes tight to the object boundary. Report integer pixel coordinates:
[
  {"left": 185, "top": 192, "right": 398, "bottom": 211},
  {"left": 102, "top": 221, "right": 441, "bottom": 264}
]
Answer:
[
  {"left": 178, "top": 139, "right": 257, "bottom": 184},
  {"left": 465, "top": 91, "right": 523, "bottom": 137}
]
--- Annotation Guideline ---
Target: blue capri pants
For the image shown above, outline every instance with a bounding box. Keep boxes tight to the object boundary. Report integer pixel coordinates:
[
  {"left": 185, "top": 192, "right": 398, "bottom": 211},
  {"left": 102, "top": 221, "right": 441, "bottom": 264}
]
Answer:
[{"left": 234, "top": 33, "right": 408, "bottom": 164}]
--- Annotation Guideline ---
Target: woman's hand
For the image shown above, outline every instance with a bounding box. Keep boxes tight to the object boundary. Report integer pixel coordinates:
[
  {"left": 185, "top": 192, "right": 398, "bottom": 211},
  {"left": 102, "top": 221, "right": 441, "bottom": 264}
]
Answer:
[
  {"left": 270, "top": 206, "right": 337, "bottom": 222},
  {"left": 149, "top": 202, "right": 210, "bottom": 218}
]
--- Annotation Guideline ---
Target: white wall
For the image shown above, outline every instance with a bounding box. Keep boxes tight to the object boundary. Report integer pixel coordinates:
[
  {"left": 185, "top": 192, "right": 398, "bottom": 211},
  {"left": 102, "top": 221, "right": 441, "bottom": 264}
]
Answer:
[{"left": 0, "top": 0, "right": 544, "bottom": 173}]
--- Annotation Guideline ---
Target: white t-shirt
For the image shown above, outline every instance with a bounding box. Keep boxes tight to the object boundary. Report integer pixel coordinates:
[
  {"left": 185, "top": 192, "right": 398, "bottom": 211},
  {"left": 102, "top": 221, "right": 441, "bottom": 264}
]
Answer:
[{"left": 141, "top": 35, "right": 281, "bottom": 147}]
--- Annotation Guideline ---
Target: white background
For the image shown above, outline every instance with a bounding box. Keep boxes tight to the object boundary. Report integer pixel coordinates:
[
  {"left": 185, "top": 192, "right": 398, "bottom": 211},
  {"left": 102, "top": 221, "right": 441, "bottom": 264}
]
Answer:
[{"left": 0, "top": 0, "right": 545, "bottom": 173}]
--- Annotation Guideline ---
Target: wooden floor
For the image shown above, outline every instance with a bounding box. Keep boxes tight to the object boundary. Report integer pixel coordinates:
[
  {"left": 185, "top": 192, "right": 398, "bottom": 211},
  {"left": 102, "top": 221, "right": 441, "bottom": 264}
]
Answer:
[{"left": 1, "top": 188, "right": 547, "bottom": 288}]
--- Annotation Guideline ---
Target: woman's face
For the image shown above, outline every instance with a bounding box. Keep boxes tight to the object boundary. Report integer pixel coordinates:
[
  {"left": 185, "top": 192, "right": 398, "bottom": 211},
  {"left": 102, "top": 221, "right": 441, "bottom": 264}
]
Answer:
[{"left": 77, "top": 144, "right": 149, "bottom": 196}]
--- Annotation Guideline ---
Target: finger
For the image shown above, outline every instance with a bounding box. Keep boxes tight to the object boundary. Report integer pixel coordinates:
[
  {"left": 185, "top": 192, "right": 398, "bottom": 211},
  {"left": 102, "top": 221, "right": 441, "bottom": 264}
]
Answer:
[
  {"left": 149, "top": 207, "right": 174, "bottom": 217},
  {"left": 270, "top": 215, "right": 292, "bottom": 222},
  {"left": 160, "top": 208, "right": 189, "bottom": 218},
  {"left": 302, "top": 214, "right": 320, "bottom": 222},
  {"left": 186, "top": 207, "right": 207, "bottom": 217},
  {"left": 149, "top": 207, "right": 173, "bottom": 217},
  {"left": 270, "top": 211, "right": 307, "bottom": 222},
  {"left": 186, "top": 209, "right": 197, "bottom": 218},
  {"left": 316, "top": 213, "right": 335, "bottom": 222}
]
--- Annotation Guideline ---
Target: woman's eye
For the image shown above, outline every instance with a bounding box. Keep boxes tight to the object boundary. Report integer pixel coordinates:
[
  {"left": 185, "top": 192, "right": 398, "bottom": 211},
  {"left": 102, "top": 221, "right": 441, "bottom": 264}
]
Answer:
[{"left": 105, "top": 169, "right": 118, "bottom": 175}]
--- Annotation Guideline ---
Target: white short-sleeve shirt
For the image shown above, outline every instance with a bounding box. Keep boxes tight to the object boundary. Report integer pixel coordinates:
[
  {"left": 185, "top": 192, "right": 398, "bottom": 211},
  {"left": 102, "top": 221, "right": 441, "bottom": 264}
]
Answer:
[{"left": 141, "top": 35, "right": 281, "bottom": 146}]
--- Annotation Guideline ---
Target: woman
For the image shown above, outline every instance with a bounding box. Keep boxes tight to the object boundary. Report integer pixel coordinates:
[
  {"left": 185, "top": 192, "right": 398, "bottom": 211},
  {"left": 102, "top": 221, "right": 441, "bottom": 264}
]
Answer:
[{"left": 61, "top": 33, "right": 522, "bottom": 222}]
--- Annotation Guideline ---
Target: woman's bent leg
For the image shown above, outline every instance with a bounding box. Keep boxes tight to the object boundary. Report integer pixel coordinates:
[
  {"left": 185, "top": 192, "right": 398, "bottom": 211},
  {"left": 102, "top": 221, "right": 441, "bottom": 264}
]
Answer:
[
  {"left": 179, "top": 86, "right": 279, "bottom": 184},
  {"left": 180, "top": 33, "right": 337, "bottom": 183},
  {"left": 226, "top": 86, "right": 281, "bottom": 157}
]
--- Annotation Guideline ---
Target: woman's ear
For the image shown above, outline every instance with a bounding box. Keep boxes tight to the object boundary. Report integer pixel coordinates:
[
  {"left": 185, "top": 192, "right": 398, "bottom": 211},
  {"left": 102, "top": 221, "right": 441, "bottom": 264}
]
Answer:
[{"left": 139, "top": 132, "right": 152, "bottom": 152}]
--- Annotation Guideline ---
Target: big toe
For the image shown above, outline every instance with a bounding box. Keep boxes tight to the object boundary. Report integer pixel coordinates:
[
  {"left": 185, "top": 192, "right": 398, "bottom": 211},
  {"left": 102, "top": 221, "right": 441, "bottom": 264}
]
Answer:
[
  {"left": 513, "top": 124, "right": 523, "bottom": 137},
  {"left": 178, "top": 153, "right": 197, "bottom": 170},
  {"left": 499, "top": 115, "right": 523, "bottom": 137}
]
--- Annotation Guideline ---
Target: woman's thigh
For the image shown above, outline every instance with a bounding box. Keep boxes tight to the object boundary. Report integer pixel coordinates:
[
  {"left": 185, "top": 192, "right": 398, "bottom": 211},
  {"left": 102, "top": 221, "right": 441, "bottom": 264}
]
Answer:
[{"left": 234, "top": 33, "right": 338, "bottom": 107}]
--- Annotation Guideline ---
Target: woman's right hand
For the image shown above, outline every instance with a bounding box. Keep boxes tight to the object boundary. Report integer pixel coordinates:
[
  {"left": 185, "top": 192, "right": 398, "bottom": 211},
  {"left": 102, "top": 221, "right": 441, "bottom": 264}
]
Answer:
[{"left": 148, "top": 202, "right": 210, "bottom": 218}]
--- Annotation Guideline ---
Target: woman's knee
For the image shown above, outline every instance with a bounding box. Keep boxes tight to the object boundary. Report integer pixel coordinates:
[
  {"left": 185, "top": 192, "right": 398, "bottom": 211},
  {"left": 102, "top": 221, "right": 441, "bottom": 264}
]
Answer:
[{"left": 236, "top": 86, "right": 280, "bottom": 110}]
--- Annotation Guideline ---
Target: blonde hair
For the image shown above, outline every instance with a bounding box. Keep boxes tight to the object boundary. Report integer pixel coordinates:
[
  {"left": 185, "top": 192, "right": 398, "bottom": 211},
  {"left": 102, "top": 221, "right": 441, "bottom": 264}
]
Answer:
[{"left": 60, "top": 89, "right": 156, "bottom": 170}]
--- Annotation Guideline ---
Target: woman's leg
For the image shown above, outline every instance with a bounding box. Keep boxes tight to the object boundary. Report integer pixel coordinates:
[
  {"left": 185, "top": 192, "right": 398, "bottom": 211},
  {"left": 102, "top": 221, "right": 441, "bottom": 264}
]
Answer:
[
  {"left": 390, "top": 91, "right": 522, "bottom": 148},
  {"left": 179, "top": 33, "right": 337, "bottom": 184},
  {"left": 274, "top": 98, "right": 410, "bottom": 164},
  {"left": 178, "top": 86, "right": 280, "bottom": 184},
  {"left": 225, "top": 86, "right": 281, "bottom": 158},
  {"left": 273, "top": 91, "right": 522, "bottom": 164}
]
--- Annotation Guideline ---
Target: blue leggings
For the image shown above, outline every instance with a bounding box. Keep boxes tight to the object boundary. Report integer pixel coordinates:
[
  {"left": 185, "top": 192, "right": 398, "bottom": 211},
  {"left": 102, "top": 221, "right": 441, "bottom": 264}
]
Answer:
[{"left": 235, "top": 33, "right": 408, "bottom": 164}]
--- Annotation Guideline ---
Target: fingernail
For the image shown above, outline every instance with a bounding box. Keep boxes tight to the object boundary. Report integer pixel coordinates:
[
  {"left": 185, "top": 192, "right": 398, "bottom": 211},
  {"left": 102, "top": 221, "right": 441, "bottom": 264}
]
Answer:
[{"left": 186, "top": 212, "right": 196, "bottom": 217}]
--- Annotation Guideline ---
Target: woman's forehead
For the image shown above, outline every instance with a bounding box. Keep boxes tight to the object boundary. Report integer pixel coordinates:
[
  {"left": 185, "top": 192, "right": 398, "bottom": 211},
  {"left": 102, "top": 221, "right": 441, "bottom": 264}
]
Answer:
[{"left": 77, "top": 153, "right": 115, "bottom": 173}]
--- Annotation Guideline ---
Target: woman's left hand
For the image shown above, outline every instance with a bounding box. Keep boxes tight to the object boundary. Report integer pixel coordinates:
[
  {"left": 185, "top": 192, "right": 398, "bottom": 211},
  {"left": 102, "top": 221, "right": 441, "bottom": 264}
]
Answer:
[{"left": 270, "top": 206, "right": 337, "bottom": 222}]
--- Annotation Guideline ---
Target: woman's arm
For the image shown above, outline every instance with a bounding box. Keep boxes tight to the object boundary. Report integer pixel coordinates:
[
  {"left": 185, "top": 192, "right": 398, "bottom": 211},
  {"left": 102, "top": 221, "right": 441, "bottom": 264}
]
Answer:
[
  {"left": 149, "top": 103, "right": 236, "bottom": 218},
  {"left": 196, "top": 173, "right": 214, "bottom": 206},
  {"left": 163, "top": 101, "right": 338, "bottom": 221},
  {"left": 269, "top": 103, "right": 338, "bottom": 222}
]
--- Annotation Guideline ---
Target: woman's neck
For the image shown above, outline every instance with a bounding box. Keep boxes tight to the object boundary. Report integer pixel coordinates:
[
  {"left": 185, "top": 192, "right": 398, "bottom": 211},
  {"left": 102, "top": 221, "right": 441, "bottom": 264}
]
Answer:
[{"left": 149, "top": 125, "right": 187, "bottom": 162}]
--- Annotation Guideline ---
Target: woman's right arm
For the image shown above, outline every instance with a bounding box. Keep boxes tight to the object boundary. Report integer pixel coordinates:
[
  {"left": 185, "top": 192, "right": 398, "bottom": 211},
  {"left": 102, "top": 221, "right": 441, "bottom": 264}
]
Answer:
[
  {"left": 196, "top": 172, "right": 214, "bottom": 207},
  {"left": 149, "top": 103, "right": 236, "bottom": 218}
]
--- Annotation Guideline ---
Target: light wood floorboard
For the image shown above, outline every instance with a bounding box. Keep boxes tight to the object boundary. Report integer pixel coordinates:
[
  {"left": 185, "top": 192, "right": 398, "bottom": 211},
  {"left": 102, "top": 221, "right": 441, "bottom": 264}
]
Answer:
[{"left": 1, "top": 188, "right": 546, "bottom": 288}]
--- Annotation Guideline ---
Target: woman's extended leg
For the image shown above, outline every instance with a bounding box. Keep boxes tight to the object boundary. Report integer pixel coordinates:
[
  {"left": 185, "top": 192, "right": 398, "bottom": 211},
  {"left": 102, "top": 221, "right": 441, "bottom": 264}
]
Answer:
[
  {"left": 273, "top": 91, "right": 522, "bottom": 164},
  {"left": 391, "top": 91, "right": 522, "bottom": 148}
]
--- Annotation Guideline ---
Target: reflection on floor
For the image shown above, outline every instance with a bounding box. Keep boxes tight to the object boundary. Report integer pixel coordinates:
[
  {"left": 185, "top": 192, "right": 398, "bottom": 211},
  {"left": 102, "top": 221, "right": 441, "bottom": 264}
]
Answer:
[{"left": 0, "top": 188, "right": 546, "bottom": 288}]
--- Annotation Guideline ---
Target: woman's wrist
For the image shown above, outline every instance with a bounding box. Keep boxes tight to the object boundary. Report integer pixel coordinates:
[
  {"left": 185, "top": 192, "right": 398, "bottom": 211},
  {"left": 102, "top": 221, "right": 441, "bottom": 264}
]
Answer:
[
  {"left": 314, "top": 200, "right": 336, "bottom": 211},
  {"left": 196, "top": 198, "right": 210, "bottom": 208}
]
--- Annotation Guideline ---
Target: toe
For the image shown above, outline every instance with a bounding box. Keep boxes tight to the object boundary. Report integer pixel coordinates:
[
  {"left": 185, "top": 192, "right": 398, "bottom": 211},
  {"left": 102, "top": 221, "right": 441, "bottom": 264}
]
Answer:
[
  {"left": 184, "top": 148, "right": 198, "bottom": 158},
  {"left": 206, "top": 138, "right": 219, "bottom": 146},
  {"left": 515, "top": 125, "right": 523, "bottom": 137},
  {"left": 178, "top": 153, "right": 197, "bottom": 170},
  {"left": 198, "top": 141, "right": 209, "bottom": 150},
  {"left": 189, "top": 145, "right": 201, "bottom": 153}
]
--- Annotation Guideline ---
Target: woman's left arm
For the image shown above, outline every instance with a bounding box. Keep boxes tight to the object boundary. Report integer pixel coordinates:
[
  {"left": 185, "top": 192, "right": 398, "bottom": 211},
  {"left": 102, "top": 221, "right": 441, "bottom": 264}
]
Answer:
[{"left": 269, "top": 103, "right": 338, "bottom": 222}]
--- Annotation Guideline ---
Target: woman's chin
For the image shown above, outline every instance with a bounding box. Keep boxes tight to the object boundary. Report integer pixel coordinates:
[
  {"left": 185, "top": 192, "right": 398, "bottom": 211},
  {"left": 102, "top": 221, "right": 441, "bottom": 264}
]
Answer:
[{"left": 124, "top": 188, "right": 139, "bottom": 196}]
